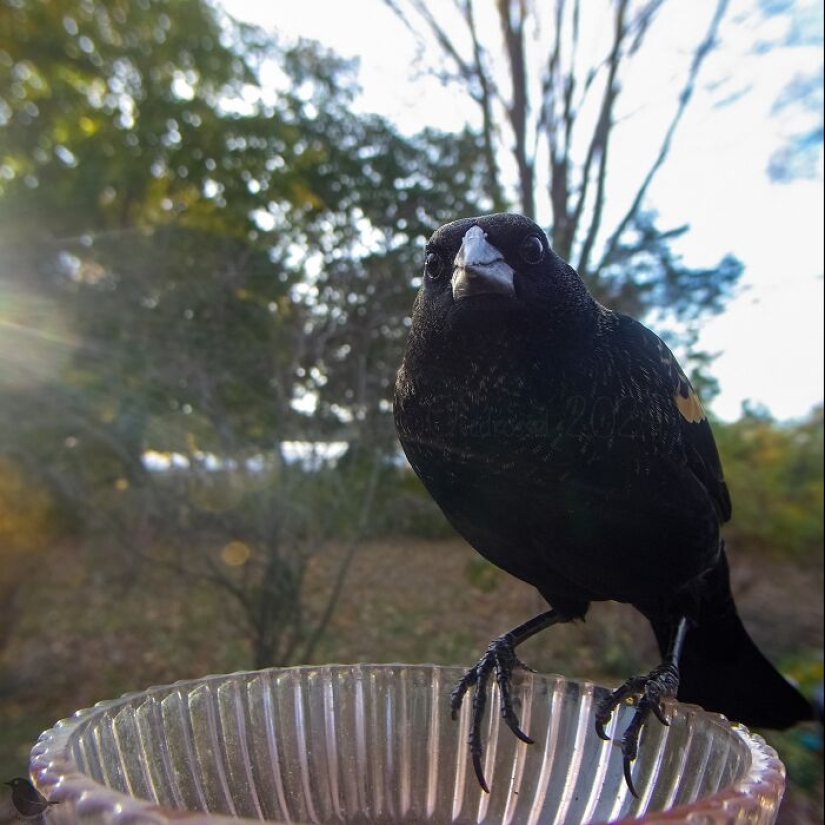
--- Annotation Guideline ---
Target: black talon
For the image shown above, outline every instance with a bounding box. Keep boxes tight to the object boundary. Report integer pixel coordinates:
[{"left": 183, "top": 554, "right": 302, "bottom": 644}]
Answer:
[
  {"left": 623, "top": 755, "right": 638, "bottom": 799},
  {"left": 472, "top": 753, "right": 490, "bottom": 795},
  {"left": 507, "top": 717, "right": 534, "bottom": 744},
  {"left": 451, "top": 610, "right": 563, "bottom": 792},
  {"left": 455, "top": 633, "right": 521, "bottom": 793},
  {"left": 595, "top": 664, "right": 679, "bottom": 796},
  {"left": 451, "top": 669, "right": 477, "bottom": 719},
  {"left": 595, "top": 618, "right": 689, "bottom": 796},
  {"left": 651, "top": 699, "right": 671, "bottom": 727}
]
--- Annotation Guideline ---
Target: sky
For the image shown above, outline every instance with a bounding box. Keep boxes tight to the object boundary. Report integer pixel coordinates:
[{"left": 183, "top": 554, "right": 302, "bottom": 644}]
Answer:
[{"left": 221, "top": 0, "right": 823, "bottom": 422}]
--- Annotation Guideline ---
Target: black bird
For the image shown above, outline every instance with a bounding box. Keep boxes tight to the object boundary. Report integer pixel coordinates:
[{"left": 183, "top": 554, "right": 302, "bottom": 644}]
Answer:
[
  {"left": 393, "top": 213, "right": 813, "bottom": 794},
  {"left": 5, "top": 778, "right": 56, "bottom": 820}
]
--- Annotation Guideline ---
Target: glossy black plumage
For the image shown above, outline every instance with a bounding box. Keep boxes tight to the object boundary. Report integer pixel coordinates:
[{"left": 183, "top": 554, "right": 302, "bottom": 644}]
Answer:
[{"left": 394, "top": 213, "right": 812, "bottom": 793}]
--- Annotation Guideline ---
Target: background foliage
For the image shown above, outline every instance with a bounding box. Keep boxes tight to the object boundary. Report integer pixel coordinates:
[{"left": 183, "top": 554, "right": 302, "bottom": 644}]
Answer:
[{"left": 0, "top": 0, "right": 821, "bottom": 822}]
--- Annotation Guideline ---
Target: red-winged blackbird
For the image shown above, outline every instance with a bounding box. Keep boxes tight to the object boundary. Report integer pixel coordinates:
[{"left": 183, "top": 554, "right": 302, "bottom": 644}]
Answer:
[{"left": 393, "top": 213, "right": 813, "bottom": 794}]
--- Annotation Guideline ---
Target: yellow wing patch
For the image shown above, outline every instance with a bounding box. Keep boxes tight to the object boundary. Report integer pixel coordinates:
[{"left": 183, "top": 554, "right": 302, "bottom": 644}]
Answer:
[
  {"left": 675, "top": 388, "right": 706, "bottom": 423},
  {"left": 657, "top": 339, "right": 707, "bottom": 424}
]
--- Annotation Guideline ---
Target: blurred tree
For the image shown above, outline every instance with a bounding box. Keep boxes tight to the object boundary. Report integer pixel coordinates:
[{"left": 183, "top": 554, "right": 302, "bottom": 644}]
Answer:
[
  {"left": 716, "top": 404, "right": 824, "bottom": 560},
  {"left": 0, "top": 0, "right": 488, "bottom": 664},
  {"left": 383, "top": 0, "right": 742, "bottom": 331},
  {"left": 300, "top": 123, "right": 493, "bottom": 443},
  {"left": 0, "top": 0, "right": 323, "bottom": 527},
  {"left": 755, "top": 0, "right": 824, "bottom": 182},
  {"left": 0, "top": 456, "right": 62, "bottom": 652}
]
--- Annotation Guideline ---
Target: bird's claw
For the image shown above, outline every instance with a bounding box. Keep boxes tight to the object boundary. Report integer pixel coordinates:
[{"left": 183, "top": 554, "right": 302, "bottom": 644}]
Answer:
[
  {"left": 451, "top": 634, "right": 534, "bottom": 793},
  {"left": 594, "top": 660, "right": 680, "bottom": 797}
]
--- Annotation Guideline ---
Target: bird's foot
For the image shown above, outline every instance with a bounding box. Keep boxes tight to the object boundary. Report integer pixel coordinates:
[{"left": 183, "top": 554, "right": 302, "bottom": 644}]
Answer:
[
  {"left": 451, "top": 634, "right": 534, "bottom": 793},
  {"left": 594, "top": 660, "right": 680, "bottom": 797}
]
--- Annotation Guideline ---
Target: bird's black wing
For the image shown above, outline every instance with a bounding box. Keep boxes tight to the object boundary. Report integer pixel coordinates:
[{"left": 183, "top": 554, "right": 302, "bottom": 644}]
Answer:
[{"left": 641, "top": 324, "right": 732, "bottom": 523}]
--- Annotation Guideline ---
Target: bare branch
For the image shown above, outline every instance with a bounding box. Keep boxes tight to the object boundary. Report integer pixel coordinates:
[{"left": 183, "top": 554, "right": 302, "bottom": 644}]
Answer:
[
  {"left": 300, "top": 455, "right": 382, "bottom": 661},
  {"left": 547, "top": 0, "right": 577, "bottom": 257},
  {"left": 497, "top": 0, "right": 535, "bottom": 217},
  {"left": 598, "top": 0, "right": 730, "bottom": 271},
  {"left": 381, "top": 0, "right": 440, "bottom": 59},
  {"left": 383, "top": 0, "right": 505, "bottom": 206},
  {"left": 576, "top": 0, "right": 630, "bottom": 277},
  {"left": 628, "top": 0, "right": 666, "bottom": 55},
  {"left": 463, "top": 0, "right": 506, "bottom": 208},
  {"left": 385, "top": 0, "right": 736, "bottom": 320},
  {"left": 566, "top": 0, "right": 581, "bottom": 153},
  {"left": 411, "top": 0, "right": 475, "bottom": 83},
  {"left": 203, "top": 547, "right": 255, "bottom": 613}
]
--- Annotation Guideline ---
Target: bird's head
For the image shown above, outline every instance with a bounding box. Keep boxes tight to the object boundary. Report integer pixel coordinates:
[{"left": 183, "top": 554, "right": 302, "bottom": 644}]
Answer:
[
  {"left": 415, "top": 213, "right": 595, "bottom": 339},
  {"left": 5, "top": 778, "right": 28, "bottom": 788}
]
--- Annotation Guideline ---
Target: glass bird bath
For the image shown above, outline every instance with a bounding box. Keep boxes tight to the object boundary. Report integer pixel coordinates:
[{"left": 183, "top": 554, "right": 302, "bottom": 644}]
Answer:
[{"left": 30, "top": 664, "right": 785, "bottom": 825}]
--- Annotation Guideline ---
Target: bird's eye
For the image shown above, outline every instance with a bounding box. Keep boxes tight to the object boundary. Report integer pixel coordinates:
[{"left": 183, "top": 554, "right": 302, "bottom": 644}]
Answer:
[
  {"left": 520, "top": 235, "right": 544, "bottom": 264},
  {"left": 424, "top": 252, "right": 445, "bottom": 280}
]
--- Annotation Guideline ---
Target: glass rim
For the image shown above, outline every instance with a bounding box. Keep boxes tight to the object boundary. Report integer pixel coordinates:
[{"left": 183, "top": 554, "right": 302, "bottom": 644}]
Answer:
[{"left": 30, "top": 663, "right": 787, "bottom": 825}]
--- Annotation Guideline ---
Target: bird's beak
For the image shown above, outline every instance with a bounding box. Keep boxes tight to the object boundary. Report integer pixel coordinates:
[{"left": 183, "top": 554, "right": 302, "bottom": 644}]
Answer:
[{"left": 451, "top": 226, "right": 515, "bottom": 301}]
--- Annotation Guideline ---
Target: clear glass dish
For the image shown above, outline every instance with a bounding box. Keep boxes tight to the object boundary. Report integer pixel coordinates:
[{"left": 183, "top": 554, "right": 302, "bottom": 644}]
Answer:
[{"left": 30, "top": 664, "right": 785, "bottom": 825}]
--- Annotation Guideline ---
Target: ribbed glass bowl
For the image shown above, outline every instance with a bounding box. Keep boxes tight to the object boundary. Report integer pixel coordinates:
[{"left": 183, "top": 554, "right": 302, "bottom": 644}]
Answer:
[{"left": 30, "top": 664, "right": 785, "bottom": 825}]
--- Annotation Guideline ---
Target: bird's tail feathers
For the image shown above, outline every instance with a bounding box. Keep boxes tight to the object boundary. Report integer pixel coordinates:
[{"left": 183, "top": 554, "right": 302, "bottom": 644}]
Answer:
[{"left": 652, "top": 553, "right": 813, "bottom": 730}]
